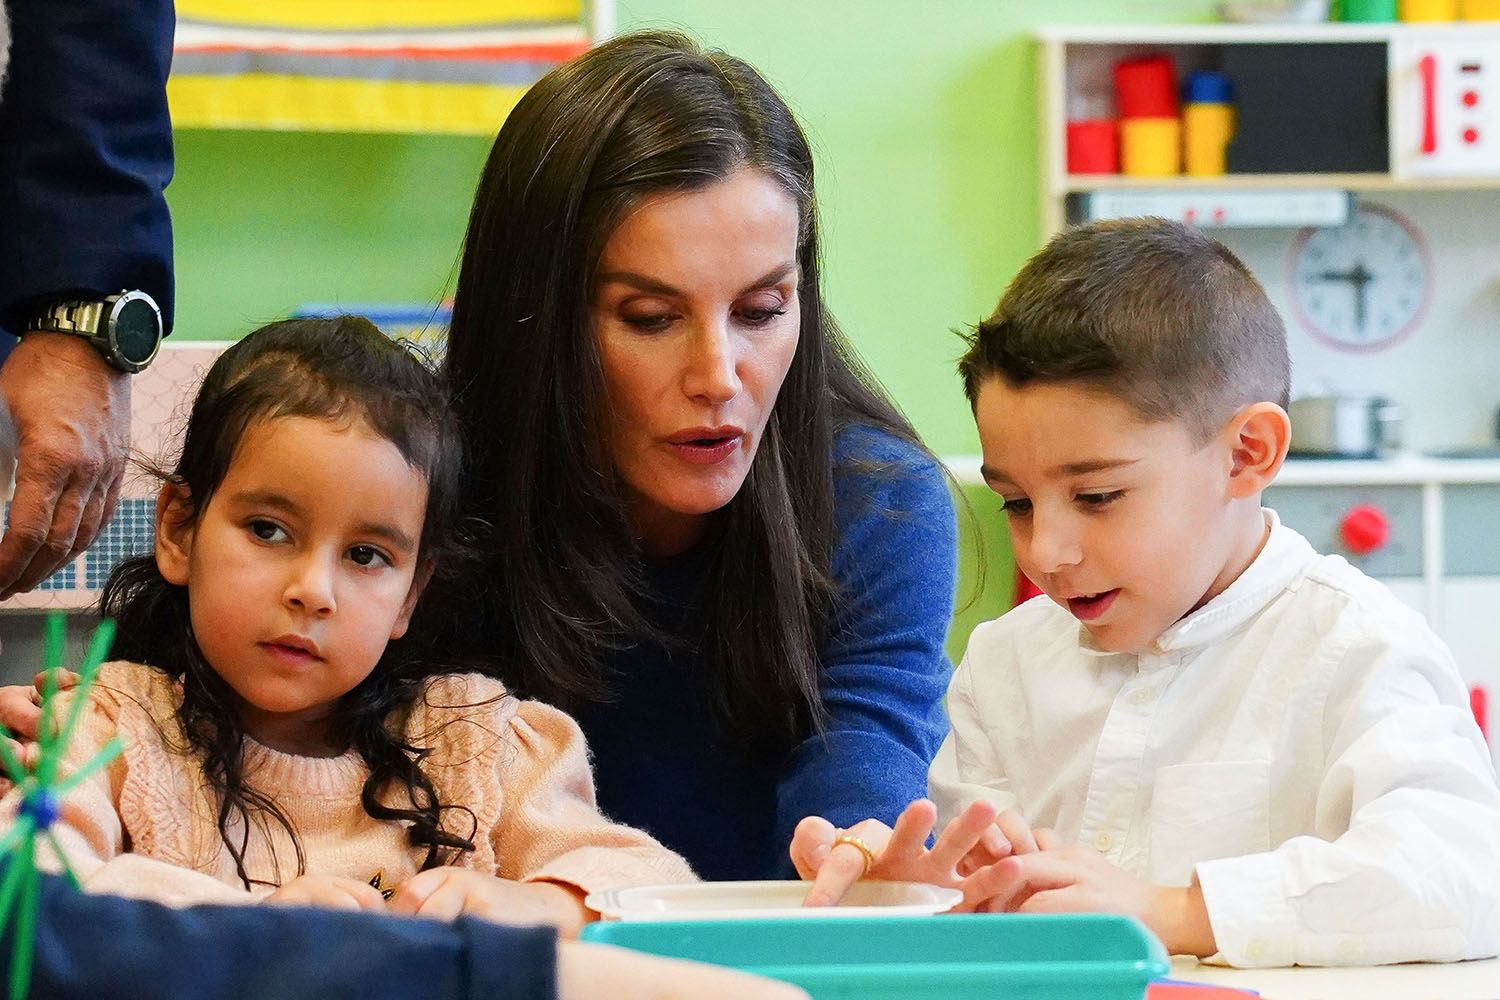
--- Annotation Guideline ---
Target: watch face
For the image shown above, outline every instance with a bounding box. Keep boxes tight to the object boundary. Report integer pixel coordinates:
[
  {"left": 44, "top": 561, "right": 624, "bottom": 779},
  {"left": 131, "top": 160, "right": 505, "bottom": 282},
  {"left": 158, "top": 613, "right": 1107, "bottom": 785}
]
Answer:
[{"left": 113, "top": 296, "right": 162, "bottom": 366}]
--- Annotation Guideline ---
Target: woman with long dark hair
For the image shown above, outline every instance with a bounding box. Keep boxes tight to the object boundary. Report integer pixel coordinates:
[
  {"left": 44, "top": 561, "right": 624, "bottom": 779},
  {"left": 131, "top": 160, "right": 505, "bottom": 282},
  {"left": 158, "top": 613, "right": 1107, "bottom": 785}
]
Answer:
[{"left": 434, "top": 30, "right": 957, "bottom": 880}]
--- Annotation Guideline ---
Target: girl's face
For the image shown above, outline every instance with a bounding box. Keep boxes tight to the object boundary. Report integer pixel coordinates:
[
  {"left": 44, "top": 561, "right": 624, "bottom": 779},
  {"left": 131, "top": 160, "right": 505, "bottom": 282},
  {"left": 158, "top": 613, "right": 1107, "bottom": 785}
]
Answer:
[
  {"left": 592, "top": 167, "right": 802, "bottom": 556},
  {"left": 156, "top": 415, "right": 430, "bottom": 755}
]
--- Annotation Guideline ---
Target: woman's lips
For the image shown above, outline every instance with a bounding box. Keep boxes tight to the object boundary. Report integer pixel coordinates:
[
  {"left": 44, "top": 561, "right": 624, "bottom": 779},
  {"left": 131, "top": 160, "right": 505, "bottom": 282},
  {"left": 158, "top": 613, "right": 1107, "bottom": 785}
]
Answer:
[
  {"left": 667, "top": 435, "right": 742, "bottom": 465},
  {"left": 1066, "top": 589, "right": 1119, "bottom": 621}
]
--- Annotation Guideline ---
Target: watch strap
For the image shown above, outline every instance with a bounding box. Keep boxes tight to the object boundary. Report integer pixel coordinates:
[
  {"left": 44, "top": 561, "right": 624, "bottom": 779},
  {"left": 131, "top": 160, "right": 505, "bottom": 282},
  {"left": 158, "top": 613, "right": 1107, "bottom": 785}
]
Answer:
[{"left": 29, "top": 298, "right": 108, "bottom": 338}]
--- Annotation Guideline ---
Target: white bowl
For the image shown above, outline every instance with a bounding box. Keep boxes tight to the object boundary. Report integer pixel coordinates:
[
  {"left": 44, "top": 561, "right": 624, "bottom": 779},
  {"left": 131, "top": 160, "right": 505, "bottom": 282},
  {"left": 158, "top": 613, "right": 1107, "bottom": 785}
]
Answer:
[{"left": 585, "top": 880, "right": 963, "bottom": 922}]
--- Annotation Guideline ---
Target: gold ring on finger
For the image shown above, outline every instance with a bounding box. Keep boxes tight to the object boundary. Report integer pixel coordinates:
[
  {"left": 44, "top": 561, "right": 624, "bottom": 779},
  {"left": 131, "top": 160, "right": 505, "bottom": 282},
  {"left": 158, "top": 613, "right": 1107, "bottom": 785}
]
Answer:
[{"left": 831, "top": 832, "right": 875, "bottom": 877}]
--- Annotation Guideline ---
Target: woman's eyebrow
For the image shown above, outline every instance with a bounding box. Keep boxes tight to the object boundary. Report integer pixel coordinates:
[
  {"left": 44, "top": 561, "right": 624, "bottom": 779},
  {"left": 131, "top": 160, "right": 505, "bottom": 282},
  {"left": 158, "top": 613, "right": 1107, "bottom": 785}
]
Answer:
[
  {"left": 595, "top": 262, "right": 798, "bottom": 298},
  {"left": 738, "top": 262, "right": 797, "bottom": 295},
  {"left": 596, "top": 270, "right": 679, "bottom": 295}
]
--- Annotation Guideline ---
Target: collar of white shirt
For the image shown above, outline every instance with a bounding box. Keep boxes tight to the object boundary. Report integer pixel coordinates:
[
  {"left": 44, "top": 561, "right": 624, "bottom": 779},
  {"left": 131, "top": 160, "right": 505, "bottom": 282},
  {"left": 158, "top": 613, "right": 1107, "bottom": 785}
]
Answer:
[{"left": 1078, "top": 508, "right": 1321, "bottom": 660}]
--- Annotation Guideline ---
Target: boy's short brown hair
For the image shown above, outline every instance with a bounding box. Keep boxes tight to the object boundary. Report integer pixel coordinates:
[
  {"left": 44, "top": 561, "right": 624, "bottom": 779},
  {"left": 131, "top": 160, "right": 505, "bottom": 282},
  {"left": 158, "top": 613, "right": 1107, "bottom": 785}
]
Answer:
[{"left": 959, "top": 218, "right": 1290, "bottom": 440}]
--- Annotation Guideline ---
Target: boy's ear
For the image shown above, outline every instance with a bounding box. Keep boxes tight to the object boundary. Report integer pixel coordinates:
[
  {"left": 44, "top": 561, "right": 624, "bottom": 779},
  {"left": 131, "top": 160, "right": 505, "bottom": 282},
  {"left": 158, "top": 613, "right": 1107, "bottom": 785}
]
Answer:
[
  {"left": 389, "top": 557, "right": 436, "bottom": 641},
  {"left": 1224, "top": 402, "right": 1290, "bottom": 498},
  {"left": 154, "top": 481, "right": 197, "bottom": 585}
]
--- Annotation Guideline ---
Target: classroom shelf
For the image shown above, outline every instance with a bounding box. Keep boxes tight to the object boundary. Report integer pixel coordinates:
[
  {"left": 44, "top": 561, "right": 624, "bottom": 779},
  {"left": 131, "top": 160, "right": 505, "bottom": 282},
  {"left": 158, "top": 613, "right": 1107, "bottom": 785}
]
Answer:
[{"left": 1036, "top": 21, "right": 1500, "bottom": 232}]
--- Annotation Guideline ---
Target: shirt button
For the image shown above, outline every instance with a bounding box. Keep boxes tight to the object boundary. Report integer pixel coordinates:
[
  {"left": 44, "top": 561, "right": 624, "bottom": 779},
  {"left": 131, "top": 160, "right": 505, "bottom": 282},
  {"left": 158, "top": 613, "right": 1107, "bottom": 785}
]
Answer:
[
  {"left": 1246, "top": 940, "right": 1269, "bottom": 962},
  {"left": 1129, "top": 687, "right": 1153, "bottom": 706},
  {"left": 1092, "top": 831, "right": 1113, "bottom": 852}
]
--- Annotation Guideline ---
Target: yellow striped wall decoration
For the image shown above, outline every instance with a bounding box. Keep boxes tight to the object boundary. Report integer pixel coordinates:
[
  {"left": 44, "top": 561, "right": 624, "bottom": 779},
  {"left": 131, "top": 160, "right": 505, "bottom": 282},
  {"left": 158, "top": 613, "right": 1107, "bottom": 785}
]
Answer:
[{"left": 169, "top": 0, "right": 600, "bottom": 134}]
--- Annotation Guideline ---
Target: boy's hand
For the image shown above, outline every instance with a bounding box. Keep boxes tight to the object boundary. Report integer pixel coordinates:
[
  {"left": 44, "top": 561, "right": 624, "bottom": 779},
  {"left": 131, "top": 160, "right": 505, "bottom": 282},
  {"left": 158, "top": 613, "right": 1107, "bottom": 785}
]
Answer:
[
  {"left": 792, "top": 799, "right": 1054, "bottom": 910},
  {"left": 956, "top": 806, "right": 1060, "bottom": 875},
  {"left": 388, "top": 868, "right": 591, "bottom": 937},
  {"left": 964, "top": 847, "right": 1218, "bottom": 955},
  {"left": 265, "top": 874, "right": 389, "bottom": 912}
]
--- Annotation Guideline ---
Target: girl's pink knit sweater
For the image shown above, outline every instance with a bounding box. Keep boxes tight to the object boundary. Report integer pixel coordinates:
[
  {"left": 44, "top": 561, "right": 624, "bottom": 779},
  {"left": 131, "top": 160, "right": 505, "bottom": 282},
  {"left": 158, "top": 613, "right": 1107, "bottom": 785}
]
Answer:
[{"left": 8, "top": 661, "right": 696, "bottom": 906}]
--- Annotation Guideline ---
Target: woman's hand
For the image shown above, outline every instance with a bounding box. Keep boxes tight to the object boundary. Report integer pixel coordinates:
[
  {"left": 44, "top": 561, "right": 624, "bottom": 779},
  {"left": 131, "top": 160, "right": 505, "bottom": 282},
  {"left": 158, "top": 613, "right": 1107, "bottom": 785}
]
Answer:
[
  {"left": 558, "top": 941, "right": 808, "bottom": 1000},
  {"left": 791, "top": 799, "right": 1059, "bottom": 910},
  {"left": 265, "top": 874, "right": 389, "bottom": 913},
  {"left": 388, "top": 868, "right": 591, "bottom": 937}
]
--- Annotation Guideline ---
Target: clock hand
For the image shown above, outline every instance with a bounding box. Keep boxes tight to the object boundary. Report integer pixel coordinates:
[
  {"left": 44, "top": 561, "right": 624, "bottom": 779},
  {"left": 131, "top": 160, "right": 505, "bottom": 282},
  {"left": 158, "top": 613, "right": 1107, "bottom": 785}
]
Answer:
[
  {"left": 1311, "top": 266, "right": 1374, "bottom": 335},
  {"left": 1349, "top": 261, "right": 1374, "bottom": 336}
]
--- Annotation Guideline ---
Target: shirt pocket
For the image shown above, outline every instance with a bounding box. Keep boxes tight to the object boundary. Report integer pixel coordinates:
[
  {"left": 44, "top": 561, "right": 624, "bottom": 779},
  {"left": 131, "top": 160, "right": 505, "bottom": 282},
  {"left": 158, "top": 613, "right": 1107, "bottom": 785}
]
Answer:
[{"left": 1148, "top": 760, "right": 1271, "bottom": 887}]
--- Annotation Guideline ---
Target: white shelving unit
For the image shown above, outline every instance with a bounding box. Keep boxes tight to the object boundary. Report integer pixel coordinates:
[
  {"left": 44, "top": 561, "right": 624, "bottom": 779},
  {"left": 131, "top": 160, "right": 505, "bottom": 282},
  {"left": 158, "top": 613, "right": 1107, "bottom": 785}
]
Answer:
[{"left": 1037, "top": 22, "right": 1500, "bottom": 233}]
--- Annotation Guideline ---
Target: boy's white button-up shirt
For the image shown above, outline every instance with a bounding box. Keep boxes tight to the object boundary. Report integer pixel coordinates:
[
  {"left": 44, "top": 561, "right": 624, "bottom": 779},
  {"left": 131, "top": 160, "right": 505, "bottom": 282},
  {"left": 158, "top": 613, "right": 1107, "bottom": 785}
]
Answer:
[{"left": 930, "top": 510, "right": 1500, "bottom": 968}]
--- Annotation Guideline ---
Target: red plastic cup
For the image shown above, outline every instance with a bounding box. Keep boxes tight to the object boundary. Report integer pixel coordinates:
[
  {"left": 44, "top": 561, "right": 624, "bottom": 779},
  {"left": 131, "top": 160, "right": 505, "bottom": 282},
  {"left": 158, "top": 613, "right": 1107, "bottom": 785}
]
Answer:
[
  {"left": 1066, "top": 119, "right": 1120, "bottom": 173},
  {"left": 1115, "top": 55, "right": 1177, "bottom": 118}
]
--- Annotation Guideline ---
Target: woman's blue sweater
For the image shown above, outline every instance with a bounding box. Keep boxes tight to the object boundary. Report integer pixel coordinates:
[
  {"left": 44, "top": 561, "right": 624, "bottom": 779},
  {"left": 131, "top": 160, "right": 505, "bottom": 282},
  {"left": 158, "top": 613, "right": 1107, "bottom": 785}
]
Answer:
[{"left": 573, "top": 425, "right": 957, "bottom": 880}]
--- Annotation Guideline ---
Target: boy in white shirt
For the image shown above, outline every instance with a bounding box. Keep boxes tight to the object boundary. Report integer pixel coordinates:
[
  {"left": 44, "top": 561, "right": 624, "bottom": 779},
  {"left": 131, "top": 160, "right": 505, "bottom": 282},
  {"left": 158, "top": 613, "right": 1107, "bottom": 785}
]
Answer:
[{"left": 791, "top": 218, "right": 1500, "bottom": 967}]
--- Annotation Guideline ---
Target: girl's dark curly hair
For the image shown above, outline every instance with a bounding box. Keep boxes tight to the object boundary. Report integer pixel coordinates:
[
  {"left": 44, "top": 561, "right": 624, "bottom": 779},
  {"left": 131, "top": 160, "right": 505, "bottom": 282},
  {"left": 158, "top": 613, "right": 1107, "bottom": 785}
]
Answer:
[{"left": 100, "top": 315, "right": 479, "bottom": 889}]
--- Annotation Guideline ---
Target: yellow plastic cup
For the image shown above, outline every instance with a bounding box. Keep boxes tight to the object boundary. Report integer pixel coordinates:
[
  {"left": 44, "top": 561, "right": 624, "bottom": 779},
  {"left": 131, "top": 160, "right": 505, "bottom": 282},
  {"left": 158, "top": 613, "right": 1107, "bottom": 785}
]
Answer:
[
  {"left": 1120, "top": 117, "right": 1181, "bottom": 177},
  {"left": 1184, "top": 103, "right": 1235, "bottom": 176},
  {"left": 1402, "top": 0, "right": 1458, "bottom": 19}
]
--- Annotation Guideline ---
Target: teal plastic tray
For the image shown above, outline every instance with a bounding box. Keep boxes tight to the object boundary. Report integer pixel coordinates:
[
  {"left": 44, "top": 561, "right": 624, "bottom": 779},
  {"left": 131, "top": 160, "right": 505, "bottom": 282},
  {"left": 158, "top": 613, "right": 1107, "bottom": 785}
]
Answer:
[{"left": 582, "top": 913, "right": 1169, "bottom": 1000}]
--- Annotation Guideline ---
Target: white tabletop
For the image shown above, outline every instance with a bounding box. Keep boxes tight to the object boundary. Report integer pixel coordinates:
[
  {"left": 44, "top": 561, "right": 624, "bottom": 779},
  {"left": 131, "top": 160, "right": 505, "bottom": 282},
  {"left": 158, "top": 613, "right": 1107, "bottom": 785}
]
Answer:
[{"left": 1166, "top": 955, "right": 1500, "bottom": 999}]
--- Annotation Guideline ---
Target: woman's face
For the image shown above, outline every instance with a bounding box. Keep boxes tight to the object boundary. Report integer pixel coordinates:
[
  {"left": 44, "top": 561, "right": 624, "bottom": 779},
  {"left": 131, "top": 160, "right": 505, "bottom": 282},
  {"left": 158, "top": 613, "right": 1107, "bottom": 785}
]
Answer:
[{"left": 593, "top": 167, "right": 802, "bottom": 556}]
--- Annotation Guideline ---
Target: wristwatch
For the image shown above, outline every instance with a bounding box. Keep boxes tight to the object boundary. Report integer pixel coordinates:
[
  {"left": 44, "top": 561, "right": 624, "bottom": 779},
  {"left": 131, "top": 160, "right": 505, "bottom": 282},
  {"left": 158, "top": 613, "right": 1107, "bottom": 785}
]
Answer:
[{"left": 26, "top": 290, "right": 164, "bottom": 374}]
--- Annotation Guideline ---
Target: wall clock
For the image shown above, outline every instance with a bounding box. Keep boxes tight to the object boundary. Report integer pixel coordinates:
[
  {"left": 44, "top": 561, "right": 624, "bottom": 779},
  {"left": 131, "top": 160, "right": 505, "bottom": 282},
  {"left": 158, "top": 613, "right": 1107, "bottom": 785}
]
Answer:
[{"left": 1285, "top": 202, "right": 1433, "bottom": 354}]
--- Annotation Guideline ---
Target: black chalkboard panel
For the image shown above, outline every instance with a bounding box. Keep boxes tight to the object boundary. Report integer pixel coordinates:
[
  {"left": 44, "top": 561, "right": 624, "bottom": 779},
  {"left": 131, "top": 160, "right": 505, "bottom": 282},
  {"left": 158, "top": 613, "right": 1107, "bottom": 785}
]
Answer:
[{"left": 1223, "top": 43, "right": 1388, "bottom": 174}]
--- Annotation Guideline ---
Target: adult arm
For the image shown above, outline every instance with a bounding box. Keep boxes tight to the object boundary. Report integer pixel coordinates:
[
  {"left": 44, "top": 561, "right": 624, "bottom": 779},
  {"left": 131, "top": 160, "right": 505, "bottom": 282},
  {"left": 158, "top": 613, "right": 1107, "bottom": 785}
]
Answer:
[
  {"left": 14, "top": 873, "right": 807, "bottom": 1000},
  {"left": 0, "top": 0, "right": 175, "bottom": 595},
  {"left": 774, "top": 431, "right": 957, "bottom": 872},
  {"left": 0, "top": 0, "right": 175, "bottom": 332},
  {"left": 16, "top": 870, "right": 559, "bottom": 1000},
  {"left": 1194, "top": 622, "right": 1500, "bottom": 967}
]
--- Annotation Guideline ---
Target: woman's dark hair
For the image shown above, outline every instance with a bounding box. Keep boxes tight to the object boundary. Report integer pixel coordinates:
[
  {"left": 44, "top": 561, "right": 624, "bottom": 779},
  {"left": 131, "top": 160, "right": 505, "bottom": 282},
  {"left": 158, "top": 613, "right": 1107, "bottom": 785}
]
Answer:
[
  {"left": 100, "top": 316, "right": 478, "bottom": 889},
  {"left": 442, "top": 30, "right": 926, "bottom": 758}
]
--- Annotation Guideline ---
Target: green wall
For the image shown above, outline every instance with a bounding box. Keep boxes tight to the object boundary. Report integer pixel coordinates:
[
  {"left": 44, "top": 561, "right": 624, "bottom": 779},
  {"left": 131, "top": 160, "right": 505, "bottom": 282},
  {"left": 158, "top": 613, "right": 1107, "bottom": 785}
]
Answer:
[{"left": 167, "top": 0, "right": 1221, "bottom": 658}]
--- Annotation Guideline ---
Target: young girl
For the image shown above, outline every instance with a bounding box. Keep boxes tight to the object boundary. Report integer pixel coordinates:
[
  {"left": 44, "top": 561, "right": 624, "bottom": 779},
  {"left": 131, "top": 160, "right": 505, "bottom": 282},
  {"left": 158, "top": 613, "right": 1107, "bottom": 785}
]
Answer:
[{"left": 3, "top": 316, "right": 695, "bottom": 934}]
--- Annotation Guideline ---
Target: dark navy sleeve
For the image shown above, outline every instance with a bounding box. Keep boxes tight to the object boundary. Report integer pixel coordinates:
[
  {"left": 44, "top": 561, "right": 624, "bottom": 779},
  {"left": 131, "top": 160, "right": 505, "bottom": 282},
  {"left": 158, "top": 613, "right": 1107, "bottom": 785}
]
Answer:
[
  {"left": 772, "top": 426, "right": 956, "bottom": 872},
  {"left": 12, "top": 870, "right": 557, "bottom": 1000},
  {"left": 0, "top": 0, "right": 176, "bottom": 340}
]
